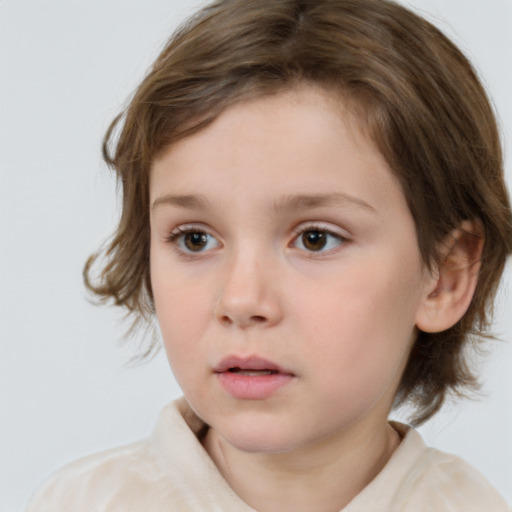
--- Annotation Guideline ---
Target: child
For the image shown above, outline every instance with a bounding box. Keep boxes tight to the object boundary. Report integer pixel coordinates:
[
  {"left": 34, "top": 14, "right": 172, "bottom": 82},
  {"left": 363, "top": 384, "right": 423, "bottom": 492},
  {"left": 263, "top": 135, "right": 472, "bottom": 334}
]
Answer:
[{"left": 26, "top": 0, "right": 511, "bottom": 510}]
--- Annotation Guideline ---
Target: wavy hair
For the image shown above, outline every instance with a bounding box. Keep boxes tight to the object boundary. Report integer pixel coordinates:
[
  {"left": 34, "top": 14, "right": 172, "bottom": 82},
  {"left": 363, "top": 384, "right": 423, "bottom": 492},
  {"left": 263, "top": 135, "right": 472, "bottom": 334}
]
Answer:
[{"left": 84, "top": 0, "right": 512, "bottom": 424}]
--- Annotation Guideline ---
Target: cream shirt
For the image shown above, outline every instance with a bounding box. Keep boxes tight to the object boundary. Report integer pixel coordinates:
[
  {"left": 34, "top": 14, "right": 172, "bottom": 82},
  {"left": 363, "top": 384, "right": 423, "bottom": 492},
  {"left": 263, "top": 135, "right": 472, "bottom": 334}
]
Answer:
[{"left": 26, "top": 398, "right": 510, "bottom": 511}]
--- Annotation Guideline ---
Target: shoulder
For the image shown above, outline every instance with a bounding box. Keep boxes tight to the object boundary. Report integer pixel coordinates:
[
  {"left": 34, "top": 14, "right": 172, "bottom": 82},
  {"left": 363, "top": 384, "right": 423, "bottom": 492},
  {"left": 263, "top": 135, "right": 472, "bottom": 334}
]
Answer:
[
  {"left": 25, "top": 401, "right": 190, "bottom": 512},
  {"left": 396, "top": 428, "right": 510, "bottom": 511},
  {"left": 24, "top": 400, "right": 251, "bottom": 512},
  {"left": 346, "top": 423, "right": 509, "bottom": 511},
  {"left": 24, "top": 439, "right": 161, "bottom": 512}
]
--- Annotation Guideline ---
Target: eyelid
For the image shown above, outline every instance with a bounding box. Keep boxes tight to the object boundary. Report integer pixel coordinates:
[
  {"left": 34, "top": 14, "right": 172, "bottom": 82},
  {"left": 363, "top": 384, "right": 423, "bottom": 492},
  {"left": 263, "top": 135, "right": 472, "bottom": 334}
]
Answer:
[
  {"left": 290, "top": 222, "right": 349, "bottom": 253},
  {"left": 166, "top": 223, "right": 222, "bottom": 255},
  {"left": 164, "top": 221, "right": 349, "bottom": 257},
  {"left": 291, "top": 221, "right": 349, "bottom": 238}
]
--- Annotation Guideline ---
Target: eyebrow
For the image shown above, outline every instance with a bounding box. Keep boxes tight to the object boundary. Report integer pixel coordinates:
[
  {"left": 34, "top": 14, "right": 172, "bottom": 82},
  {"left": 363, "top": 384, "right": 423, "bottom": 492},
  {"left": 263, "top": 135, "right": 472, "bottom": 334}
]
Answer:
[
  {"left": 268, "top": 193, "right": 376, "bottom": 215},
  {"left": 151, "top": 192, "right": 376, "bottom": 214},
  {"left": 152, "top": 194, "right": 210, "bottom": 211}
]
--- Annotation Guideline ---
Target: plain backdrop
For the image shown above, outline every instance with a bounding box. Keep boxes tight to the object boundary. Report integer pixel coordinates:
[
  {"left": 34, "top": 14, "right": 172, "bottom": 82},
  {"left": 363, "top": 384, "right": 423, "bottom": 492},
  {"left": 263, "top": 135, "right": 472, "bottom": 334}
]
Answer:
[{"left": 1, "top": 0, "right": 511, "bottom": 510}]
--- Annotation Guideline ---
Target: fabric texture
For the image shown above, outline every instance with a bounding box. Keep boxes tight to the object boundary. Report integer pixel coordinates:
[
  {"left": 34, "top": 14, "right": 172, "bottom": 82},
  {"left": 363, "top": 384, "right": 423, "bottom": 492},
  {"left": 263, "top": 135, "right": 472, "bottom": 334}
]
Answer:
[{"left": 26, "top": 398, "right": 510, "bottom": 512}]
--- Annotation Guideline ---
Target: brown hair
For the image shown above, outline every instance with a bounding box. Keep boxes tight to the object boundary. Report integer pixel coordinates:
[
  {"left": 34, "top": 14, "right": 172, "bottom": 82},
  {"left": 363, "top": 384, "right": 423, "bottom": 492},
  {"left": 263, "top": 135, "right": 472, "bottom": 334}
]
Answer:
[{"left": 85, "top": 0, "right": 512, "bottom": 424}]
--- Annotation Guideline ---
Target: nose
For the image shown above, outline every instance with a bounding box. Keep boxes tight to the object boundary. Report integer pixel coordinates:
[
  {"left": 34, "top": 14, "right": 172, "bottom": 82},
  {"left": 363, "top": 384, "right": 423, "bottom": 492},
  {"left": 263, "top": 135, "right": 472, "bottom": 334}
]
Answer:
[{"left": 214, "top": 249, "right": 283, "bottom": 329}]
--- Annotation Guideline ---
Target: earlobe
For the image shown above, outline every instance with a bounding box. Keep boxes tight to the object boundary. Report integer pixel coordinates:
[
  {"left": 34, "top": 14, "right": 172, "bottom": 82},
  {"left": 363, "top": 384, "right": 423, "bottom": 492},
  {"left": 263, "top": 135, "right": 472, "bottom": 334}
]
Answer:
[{"left": 415, "top": 220, "right": 484, "bottom": 333}]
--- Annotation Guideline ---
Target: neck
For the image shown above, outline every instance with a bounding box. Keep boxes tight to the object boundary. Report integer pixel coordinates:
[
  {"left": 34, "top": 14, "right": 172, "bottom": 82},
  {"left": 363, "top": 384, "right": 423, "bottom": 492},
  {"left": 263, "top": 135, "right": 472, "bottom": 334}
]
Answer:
[{"left": 203, "top": 420, "right": 401, "bottom": 512}]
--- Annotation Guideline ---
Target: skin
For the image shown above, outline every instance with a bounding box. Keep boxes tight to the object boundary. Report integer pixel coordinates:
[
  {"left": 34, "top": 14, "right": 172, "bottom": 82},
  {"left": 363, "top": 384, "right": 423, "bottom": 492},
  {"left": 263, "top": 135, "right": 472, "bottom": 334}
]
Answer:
[{"left": 149, "top": 86, "right": 439, "bottom": 511}]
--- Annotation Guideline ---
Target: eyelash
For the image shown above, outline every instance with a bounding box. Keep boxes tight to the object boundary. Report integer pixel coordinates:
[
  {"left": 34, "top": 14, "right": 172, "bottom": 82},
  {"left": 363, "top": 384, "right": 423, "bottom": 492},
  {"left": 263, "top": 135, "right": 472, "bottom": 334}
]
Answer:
[
  {"left": 166, "top": 226, "right": 221, "bottom": 257},
  {"left": 291, "top": 224, "right": 347, "bottom": 255},
  {"left": 166, "top": 224, "right": 348, "bottom": 257}
]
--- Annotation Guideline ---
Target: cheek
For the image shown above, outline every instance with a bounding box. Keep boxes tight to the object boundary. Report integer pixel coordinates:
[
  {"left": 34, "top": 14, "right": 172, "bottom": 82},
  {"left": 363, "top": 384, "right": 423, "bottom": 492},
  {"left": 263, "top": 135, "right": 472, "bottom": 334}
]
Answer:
[
  {"left": 150, "top": 251, "right": 213, "bottom": 372},
  {"left": 154, "top": 284, "right": 210, "bottom": 350},
  {"left": 154, "top": 287, "right": 212, "bottom": 402},
  {"left": 297, "top": 256, "right": 423, "bottom": 392}
]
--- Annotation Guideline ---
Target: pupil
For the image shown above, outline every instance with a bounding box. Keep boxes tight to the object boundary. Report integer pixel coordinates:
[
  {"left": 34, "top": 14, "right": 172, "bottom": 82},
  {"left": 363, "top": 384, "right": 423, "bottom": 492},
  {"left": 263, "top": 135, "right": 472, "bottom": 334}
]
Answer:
[
  {"left": 185, "top": 232, "right": 207, "bottom": 251},
  {"left": 303, "top": 230, "right": 327, "bottom": 251}
]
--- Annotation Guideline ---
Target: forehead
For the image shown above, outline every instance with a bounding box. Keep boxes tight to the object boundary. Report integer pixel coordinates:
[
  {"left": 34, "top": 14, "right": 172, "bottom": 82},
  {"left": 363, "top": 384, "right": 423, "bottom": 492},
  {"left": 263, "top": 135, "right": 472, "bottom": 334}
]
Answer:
[{"left": 149, "top": 86, "right": 406, "bottom": 216}]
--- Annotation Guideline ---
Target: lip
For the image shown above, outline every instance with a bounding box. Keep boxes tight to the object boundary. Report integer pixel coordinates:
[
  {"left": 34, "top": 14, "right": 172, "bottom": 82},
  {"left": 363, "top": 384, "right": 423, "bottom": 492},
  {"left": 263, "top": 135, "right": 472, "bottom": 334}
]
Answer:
[
  {"left": 214, "top": 355, "right": 295, "bottom": 400},
  {"left": 214, "top": 355, "right": 292, "bottom": 374}
]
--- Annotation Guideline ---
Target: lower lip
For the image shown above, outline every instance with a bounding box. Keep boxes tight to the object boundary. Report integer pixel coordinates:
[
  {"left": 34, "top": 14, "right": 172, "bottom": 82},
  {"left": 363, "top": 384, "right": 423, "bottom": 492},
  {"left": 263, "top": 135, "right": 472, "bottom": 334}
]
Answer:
[{"left": 217, "top": 372, "right": 294, "bottom": 399}]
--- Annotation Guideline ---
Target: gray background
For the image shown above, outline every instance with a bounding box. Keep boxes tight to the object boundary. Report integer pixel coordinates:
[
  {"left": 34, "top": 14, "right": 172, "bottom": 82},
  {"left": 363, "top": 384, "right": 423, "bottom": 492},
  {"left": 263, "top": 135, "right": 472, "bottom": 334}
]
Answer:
[{"left": 1, "top": 0, "right": 511, "bottom": 510}]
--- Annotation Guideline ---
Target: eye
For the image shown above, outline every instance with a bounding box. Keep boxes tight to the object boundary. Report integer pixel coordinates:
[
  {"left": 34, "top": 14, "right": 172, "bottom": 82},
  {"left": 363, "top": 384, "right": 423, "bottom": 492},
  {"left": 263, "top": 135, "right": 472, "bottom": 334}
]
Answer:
[
  {"left": 168, "top": 228, "right": 220, "bottom": 253},
  {"left": 292, "top": 228, "right": 345, "bottom": 253}
]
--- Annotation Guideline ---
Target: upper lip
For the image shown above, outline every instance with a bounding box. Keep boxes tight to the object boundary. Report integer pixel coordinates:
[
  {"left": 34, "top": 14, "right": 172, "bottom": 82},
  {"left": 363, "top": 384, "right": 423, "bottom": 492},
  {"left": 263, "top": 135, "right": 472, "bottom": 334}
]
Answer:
[{"left": 214, "top": 355, "right": 293, "bottom": 375}]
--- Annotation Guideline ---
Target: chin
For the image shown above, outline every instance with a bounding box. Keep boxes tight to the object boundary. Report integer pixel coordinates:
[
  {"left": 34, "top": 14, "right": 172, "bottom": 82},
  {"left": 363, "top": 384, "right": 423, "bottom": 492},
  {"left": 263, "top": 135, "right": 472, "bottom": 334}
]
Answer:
[
  {"left": 214, "top": 417, "right": 314, "bottom": 455},
  {"left": 226, "top": 433, "right": 298, "bottom": 454}
]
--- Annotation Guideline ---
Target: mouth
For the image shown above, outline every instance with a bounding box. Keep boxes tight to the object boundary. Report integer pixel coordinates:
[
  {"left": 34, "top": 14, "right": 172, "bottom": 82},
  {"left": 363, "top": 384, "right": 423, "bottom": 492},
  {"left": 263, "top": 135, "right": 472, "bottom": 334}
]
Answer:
[
  {"left": 214, "top": 355, "right": 293, "bottom": 376},
  {"left": 226, "top": 368, "right": 279, "bottom": 376},
  {"left": 214, "top": 355, "right": 295, "bottom": 400}
]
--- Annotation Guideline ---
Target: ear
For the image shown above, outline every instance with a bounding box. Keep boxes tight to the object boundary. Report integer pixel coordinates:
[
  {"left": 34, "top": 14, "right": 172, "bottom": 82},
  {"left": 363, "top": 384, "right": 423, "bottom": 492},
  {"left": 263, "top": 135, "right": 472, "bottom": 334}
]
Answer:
[{"left": 415, "top": 220, "right": 484, "bottom": 333}]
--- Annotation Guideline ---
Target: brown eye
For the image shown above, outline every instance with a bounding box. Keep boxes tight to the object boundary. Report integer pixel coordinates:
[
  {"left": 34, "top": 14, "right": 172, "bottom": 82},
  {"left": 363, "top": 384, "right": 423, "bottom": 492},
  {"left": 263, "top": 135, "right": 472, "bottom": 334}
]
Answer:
[
  {"left": 302, "top": 230, "right": 328, "bottom": 251},
  {"left": 169, "top": 228, "right": 220, "bottom": 254},
  {"left": 293, "top": 228, "right": 345, "bottom": 253},
  {"left": 184, "top": 232, "right": 209, "bottom": 251}
]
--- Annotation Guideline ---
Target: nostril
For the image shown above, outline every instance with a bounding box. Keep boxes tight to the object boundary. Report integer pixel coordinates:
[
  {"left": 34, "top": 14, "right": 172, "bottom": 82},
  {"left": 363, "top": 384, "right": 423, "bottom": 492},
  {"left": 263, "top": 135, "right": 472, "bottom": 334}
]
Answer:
[
  {"left": 218, "top": 314, "right": 267, "bottom": 327},
  {"left": 250, "top": 315, "right": 267, "bottom": 323},
  {"left": 216, "top": 314, "right": 234, "bottom": 327}
]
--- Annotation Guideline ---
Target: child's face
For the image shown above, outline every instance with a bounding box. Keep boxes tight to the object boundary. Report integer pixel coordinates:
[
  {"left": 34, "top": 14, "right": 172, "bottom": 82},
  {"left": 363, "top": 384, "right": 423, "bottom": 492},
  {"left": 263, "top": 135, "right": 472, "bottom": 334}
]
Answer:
[{"left": 149, "top": 87, "right": 432, "bottom": 454}]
